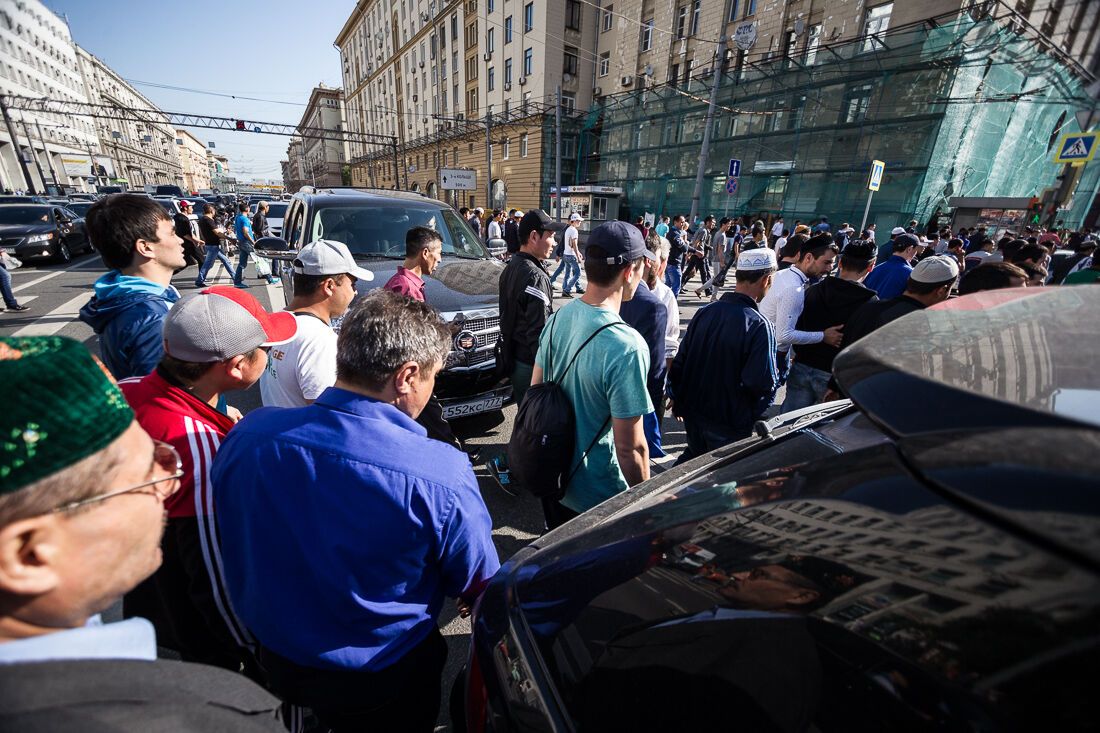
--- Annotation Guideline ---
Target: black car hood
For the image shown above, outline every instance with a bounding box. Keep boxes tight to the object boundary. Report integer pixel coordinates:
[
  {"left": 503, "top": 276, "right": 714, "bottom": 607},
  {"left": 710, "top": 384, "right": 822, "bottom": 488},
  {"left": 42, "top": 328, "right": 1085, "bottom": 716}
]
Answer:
[
  {"left": 353, "top": 256, "right": 504, "bottom": 313},
  {"left": 833, "top": 287, "right": 1100, "bottom": 437}
]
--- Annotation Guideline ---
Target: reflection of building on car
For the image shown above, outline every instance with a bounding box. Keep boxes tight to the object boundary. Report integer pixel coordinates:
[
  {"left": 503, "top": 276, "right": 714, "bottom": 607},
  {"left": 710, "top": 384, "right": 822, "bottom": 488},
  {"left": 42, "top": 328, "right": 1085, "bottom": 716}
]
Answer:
[
  {"left": 262, "top": 187, "right": 508, "bottom": 418},
  {"left": 466, "top": 286, "right": 1100, "bottom": 732}
]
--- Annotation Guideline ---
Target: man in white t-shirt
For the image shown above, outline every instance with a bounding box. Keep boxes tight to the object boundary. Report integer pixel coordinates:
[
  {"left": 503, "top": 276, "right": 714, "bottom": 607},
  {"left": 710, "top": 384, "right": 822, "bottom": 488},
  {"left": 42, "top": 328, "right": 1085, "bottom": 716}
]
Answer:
[
  {"left": 260, "top": 239, "right": 374, "bottom": 407},
  {"left": 559, "top": 212, "right": 585, "bottom": 297}
]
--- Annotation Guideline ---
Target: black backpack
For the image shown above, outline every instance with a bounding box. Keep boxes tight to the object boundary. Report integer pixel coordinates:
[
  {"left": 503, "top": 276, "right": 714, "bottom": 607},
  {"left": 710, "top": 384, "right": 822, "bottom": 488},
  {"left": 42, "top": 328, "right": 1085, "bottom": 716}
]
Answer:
[{"left": 507, "top": 320, "right": 617, "bottom": 500}]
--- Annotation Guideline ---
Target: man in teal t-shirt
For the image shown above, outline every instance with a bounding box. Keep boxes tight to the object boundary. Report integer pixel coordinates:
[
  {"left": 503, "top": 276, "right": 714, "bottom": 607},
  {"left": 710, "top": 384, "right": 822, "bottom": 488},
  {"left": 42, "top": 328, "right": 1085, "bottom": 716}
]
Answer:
[{"left": 533, "top": 221, "right": 654, "bottom": 529}]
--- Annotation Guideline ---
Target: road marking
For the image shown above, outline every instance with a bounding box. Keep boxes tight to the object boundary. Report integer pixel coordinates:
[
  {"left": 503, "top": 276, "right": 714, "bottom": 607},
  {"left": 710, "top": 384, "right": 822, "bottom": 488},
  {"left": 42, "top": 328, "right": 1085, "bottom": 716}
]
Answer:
[
  {"left": 11, "top": 292, "right": 91, "bottom": 337},
  {"left": 264, "top": 277, "right": 283, "bottom": 311},
  {"left": 10, "top": 255, "right": 100, "bottom": 293}
]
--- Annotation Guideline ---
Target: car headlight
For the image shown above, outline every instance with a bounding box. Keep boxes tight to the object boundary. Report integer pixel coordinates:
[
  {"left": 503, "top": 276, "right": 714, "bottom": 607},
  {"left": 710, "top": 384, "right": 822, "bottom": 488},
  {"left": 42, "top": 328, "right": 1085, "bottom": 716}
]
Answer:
[{"left": 26, "top": 233, "right": 54, "bottom": 243}]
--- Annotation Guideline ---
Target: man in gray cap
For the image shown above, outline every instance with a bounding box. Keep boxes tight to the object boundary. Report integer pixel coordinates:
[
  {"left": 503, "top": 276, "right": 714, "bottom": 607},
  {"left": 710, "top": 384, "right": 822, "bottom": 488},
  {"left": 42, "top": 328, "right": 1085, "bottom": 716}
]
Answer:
[
  {"left": 261, "top": 239, "right": 373, "bottom": 408},
  {"left": 120, "top": 285, "right": 297, "bottom": 671},
  {"left": 530, "top": 220, "right": 653, "bottom": 529}
]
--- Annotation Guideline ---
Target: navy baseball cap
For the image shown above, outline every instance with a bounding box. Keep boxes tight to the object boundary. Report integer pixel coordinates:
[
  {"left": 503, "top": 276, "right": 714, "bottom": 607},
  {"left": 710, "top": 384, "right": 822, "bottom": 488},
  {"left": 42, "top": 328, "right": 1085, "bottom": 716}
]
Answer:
[{"left": 585, "top": 220, "right": 656, "bottom": 264}]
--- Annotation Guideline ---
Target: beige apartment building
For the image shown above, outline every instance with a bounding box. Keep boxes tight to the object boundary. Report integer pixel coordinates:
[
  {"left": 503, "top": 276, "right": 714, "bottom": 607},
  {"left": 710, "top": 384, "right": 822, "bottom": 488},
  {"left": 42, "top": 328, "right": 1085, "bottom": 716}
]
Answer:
[
  {"left": 334, "top": 1, "right": 1099, "bottom": 212},
  {"left": 296, "top": 85, "right": 347, "bottom": 188},
  {"left": 175, "top": 129, "right": 211, "bottom": 192}
]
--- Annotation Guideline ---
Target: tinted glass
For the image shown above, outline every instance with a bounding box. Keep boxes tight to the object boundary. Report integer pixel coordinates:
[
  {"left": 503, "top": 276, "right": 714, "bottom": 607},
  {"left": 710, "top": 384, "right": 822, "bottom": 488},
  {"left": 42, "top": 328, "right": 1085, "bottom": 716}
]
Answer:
[
  {"left": 0, "top": 206, "right": 51, "bottom": 225},
  {"left": 264, "top": 203, "right": 288, "bottom": 217},
  {"left": 308, "top": 204, "right": 488, "bottom": 259},
  {"left": 156, "top": 201, "right": 176, "bottom": 215},
  {"left": 66, "top": 202, "right": 94, "bottom": 216}
]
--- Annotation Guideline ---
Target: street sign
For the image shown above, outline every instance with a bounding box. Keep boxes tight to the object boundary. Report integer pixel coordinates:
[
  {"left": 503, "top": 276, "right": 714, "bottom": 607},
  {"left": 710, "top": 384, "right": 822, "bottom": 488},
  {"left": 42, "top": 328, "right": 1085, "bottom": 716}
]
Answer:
[
  {"left": 868, "top": 159, "right": 886, "bottom": 191},
  {"left": 727, "top": 158, "right": 741, "bottom": 178},
  {"left": 440, "top": 167, "right": 476, "bottom": 190},
  {"left": 732, "top": 22, "right": 757, "bottom": 51},
  {"left": 726, "top": 177, "right": 738, "bottom": 194},
  {"left": 1052, "top": 131, "right": 1099, "bottom": 164}
]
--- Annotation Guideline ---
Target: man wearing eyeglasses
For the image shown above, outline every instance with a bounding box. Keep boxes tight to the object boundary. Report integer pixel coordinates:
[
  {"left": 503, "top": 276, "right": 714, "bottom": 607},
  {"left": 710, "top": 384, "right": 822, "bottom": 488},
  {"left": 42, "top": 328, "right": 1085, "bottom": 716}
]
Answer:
[
  {"left": 0, "top": 336, "right": 284, "bottom": 729},
  {"left": 118, "top": 286, "right": 297, "bottom": 673}
]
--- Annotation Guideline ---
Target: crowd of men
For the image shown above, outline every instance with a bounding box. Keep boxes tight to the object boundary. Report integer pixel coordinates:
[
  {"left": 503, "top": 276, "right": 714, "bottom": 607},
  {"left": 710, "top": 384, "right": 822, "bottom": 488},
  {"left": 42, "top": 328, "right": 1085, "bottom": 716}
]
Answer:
[{"left": 0, "top": 190, "right": 1096, "bottom": 730}]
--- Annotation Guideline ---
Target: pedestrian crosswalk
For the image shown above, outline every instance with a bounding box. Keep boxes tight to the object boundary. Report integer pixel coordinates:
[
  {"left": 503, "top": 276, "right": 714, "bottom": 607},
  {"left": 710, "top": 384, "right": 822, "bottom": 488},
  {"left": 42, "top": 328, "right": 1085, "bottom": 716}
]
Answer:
[{"left": 11, "top": 293, "right": 92, "bottom": 338}]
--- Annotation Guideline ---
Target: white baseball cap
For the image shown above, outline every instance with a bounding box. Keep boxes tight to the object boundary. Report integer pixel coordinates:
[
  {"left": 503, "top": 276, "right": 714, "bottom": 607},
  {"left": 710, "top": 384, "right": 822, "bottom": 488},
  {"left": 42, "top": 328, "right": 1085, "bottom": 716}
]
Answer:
[
  {"left": 891, "top": 226, "right": 906, "bottom": 236},
  {"left": 569, "top": 212, "right": 583, "bottom": 222},
  {"left": 292, "top": 239, "right": 375, "bottom": 281}
]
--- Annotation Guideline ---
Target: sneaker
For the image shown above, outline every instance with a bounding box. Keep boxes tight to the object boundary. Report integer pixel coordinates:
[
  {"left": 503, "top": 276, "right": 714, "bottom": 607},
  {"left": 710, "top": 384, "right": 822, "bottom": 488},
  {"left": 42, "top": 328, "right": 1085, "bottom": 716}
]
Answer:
[
  {"left": 265, "top": 276, "right": 279, "bottom": 285},
  {"left": 233, "top": 281, "right": 251, "bottom": 289},
  {"left": 560, "top": 292, "right": 573, "bottom": 298},
  {"left": 575, "top": 287, "right": 585, "bottom": 294},
  {"left": 6, "top": 304, "right": 28, "bottom": 312},
  {"left": 194, "top": 279, "right": 208, "bottom": 288}
]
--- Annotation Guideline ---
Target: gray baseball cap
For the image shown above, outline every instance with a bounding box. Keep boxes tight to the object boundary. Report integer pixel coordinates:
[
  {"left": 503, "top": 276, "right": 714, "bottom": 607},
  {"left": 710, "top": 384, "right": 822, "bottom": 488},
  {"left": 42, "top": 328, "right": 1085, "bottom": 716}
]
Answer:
[
  {"left": 163, "top": 286, "right": 298, "bottom": 363},
  {"left": 292, "top": 239, "right": 375, "bottom": 281}
]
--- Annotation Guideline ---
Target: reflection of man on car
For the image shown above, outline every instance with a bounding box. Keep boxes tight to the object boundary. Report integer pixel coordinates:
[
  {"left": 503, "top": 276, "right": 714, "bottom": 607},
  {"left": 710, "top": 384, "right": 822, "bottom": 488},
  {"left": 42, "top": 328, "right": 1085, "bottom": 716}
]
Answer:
[{"left": 713, "top": 555, "right": 865, "bottom": 612}]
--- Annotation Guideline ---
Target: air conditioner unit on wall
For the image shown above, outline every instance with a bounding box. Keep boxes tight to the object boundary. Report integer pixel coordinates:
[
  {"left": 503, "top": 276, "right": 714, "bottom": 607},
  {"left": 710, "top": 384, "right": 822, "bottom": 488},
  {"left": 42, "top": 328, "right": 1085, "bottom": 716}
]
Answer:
[
  {"left": 519, "top": 76, "right": 527, "bottom": 85},
  {"left": 504, "top": 82, "right": 512, "bottom": 91},
  {"left": 483, "top": 52, "right": 492, "bottom": 61},
  {"left": 593, "top": 86, "right": 603, "bottom": 96},
  {"left": 621, "top": 75, "right": 633, "bottom": 86}
]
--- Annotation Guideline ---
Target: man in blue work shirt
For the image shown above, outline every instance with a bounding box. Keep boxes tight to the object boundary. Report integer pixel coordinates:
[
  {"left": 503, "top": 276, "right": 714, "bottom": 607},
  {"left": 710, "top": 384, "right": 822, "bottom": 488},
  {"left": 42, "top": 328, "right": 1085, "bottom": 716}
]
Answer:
[
  {"left": 211, "top": 290, "right": 499, "bottom": 732},
  {"left": 668, "top": 247, "right": 780, "bottom": 462},
  {"left": 864, "top": 232, "right": 922, "bottom": 300},
  {"left": 231, "top": 203, "right": 254, "bottom": 288}
]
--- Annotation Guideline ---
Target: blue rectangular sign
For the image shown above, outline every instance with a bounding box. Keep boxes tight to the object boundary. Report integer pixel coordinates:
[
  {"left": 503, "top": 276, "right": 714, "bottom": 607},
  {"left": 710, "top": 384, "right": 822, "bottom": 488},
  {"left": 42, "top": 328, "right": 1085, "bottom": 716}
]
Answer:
[{"left": 728, "top": 158, "right": 742, "bottom": 178}]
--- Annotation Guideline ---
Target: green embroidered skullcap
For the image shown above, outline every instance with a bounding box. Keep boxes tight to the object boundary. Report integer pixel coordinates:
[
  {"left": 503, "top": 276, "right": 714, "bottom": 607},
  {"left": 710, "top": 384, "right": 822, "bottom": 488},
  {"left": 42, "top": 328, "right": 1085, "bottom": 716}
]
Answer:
[{"left": 0, "top": 336, "right": 133, "bottom": 495}]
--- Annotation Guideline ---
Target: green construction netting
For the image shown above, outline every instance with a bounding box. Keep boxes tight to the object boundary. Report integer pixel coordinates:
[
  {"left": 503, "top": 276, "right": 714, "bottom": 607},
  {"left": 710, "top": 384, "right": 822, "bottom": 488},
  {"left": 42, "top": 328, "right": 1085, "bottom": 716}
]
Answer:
[{"left": 542, "top": 9, "right": 1098, "bottom": 230}]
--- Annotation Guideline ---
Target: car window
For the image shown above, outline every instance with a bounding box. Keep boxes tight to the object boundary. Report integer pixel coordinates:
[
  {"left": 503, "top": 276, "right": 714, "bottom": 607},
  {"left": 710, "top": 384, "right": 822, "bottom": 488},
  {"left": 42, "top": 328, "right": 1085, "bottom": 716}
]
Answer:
[
  {"left": 265, "top": 203, "right": 288, "bottom": 217},
  {"left": 0, "top": 206, "right": 50, "bottom": 225},
  {"left": 285, "top": 202, "right": 305, "bottom": 246},
  {"left": 308, "top": 204, "right": 489, "bottom": 259}
]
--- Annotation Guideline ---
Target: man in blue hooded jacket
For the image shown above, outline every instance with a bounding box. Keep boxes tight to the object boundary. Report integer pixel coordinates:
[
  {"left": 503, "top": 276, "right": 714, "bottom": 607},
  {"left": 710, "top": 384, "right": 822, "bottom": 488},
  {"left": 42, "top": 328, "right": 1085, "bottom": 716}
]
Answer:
[{"left": 79, "top": 194, "right": 185, "bottom": 379}]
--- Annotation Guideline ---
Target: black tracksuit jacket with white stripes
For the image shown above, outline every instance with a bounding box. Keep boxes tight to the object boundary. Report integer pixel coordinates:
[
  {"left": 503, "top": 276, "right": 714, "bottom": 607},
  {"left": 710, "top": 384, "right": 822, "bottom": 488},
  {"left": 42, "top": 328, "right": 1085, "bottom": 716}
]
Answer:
[{"left": 499, "top": 251, "right": 553, "bottom": 366}]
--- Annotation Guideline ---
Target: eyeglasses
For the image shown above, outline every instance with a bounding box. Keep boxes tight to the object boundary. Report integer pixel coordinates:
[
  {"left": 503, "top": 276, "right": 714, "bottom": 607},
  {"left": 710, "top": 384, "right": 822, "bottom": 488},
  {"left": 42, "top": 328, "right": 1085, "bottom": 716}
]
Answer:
[{"left": 51, "top": 441, "right": 184, "bottom": 514}]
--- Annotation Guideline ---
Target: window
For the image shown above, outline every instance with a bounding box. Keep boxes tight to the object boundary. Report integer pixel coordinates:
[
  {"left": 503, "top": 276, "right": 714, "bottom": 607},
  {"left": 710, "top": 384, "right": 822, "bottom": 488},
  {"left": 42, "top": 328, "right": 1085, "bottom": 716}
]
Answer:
[
  {"left": 561, "top": 92, "right": 576, "bottom": 112},
  {"left": 602, "top": 5, "right": 613, "bottom": 32},
  {"left": 504, "top": 16, "right": 513, "bottom": 43},
  {"left": 503, "top": 137, "right": 510, "bottom": 159},
  {"left": 451, "top": 13, "right": 458, "bottom": 41},
  {"left": 487, "top": 28, "right": 494, "bottom": 53},
  {"left": 676, "top": 5, "right": 687, "bottom": 38},
  {"left": 669, "top": 63, "right": 679, "bottom": 86},
  {"left": 640, "top": 18, "right": 653, "bottom": 51},
  {"left": 566, "top": 0, "right": 582, "bottom": 31},
  {"left": 598, "top": 52, "right": 610, "bottom": 77},
  {"left": 804, "top": 24, "right": 822, "bottom": 65},
  {"left": 524, "top": 3, "right": 534, "bottom": 32},
  {"left": 504, "top": 58, "right": 512, "bottom": 84},
  {"left": 523, "top": 90, "right": 532, "bottom": 113},
  {"left": 488, "top": 66, "right": 495, "bottom": 91},
  {"left": 690, "top": 0, "right": 701, "bottom": 36},
  {"left": 520, "top": 133, "right": 528, "bottom": 157},
  {"left": 523, "top": 47, "right": 533, "bottom": 76},
  {"left": 728, "top": 1, "right": 739, "bottom": 21},
  {"left": 861, "top": 3, "right": 893, "bottom": 53},
  {"left": 843, "top": 83, "right": 874, "bottom": 123},
  {"left": 563, "top": 46, "right": 579, "bottom": 76},
  {"left": 744, "top": 0, "right": 756, "bottom": 17},
  {"left": 562, "top": 135, "right": 576, "bottom": 158},
  {"left": 488, "top": 0, "right": 494, "bottom": 11}
]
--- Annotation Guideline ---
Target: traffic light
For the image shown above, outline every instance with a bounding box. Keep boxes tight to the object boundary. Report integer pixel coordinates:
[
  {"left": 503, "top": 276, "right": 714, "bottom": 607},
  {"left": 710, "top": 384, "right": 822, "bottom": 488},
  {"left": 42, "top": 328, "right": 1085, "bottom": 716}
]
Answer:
[
  {"left": 1027, "top": 196, "right": 1042, "bottom": 224},
  {"left": 235, "top": 120, "right": 245, "bottom": 131}
]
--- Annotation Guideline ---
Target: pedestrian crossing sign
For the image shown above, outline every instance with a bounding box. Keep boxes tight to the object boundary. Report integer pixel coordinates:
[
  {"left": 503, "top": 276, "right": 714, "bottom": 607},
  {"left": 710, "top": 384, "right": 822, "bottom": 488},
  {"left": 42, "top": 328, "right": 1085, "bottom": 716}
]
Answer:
[
  {"left": 1053, "top": 131, "right": 1099, "bottom": 164},
  {"left": 868, "top": 160, "right": 885, "bottom": 191}
]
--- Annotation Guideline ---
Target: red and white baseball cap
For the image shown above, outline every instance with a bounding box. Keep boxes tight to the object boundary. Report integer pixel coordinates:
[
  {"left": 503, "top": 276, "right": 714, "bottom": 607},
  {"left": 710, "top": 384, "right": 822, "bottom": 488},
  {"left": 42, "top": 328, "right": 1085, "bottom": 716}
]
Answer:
[{"left": 163, "top": 286, "right": 297, "bottom": 362}]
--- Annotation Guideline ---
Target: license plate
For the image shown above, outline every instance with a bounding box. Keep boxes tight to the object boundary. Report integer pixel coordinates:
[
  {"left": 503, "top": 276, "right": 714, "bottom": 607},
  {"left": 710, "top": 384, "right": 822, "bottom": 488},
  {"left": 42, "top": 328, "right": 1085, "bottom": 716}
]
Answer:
[{"left": 442, "top": 395, "right": 505, "bottom": 419}]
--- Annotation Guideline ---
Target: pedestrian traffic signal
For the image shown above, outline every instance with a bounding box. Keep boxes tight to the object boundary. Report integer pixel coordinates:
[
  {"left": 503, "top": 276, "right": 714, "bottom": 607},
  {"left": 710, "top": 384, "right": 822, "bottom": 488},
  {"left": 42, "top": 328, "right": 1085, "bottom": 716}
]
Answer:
[{"left": 235, "top": 120, "right": 245, "bottom": 131}]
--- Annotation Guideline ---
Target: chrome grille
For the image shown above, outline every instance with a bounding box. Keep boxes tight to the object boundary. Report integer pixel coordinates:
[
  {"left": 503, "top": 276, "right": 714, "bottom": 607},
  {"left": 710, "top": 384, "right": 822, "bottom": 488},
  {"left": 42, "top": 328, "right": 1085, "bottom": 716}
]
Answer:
[{"left": 444, "top": 311, "right": 500, "bottom": 371}]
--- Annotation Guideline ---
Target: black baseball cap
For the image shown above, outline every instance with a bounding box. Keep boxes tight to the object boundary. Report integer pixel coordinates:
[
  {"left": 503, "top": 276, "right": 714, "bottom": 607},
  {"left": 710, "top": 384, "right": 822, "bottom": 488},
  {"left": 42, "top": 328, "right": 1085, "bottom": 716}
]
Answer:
[
  {"left": 585, "top": 220, "right": 656, "bottom": 264},
  {"left": 518, "top": 209, "right": 567, "bottom": 243}
]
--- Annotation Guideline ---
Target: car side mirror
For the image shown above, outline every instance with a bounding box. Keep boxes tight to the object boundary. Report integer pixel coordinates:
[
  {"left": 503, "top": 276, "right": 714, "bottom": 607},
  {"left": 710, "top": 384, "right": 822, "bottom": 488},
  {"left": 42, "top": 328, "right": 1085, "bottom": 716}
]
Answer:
[{"left": 254, "top": 236, "right": 295, "bottom": 260}]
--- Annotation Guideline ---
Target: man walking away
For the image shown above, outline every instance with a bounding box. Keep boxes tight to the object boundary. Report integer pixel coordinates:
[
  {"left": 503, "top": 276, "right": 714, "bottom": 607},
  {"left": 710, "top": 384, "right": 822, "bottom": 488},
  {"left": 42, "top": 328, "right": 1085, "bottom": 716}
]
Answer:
[
  {"left": 864, "top": 232, "right": 922, "bottom": 300},
  {"left": 554, "top": 212, "right": 585, "bottom": 297},
  {"left": 79, "top": 194, "right": 185, "bottom": 379},
  {"left": 119, "top": 286, "right": 297, "bottom": 672},
  {"left": 262, "top": 239, "right": 373, "bottom": 408},
  {"left": 0, "top": 336, "right": 285, "bottom": 730},
  {"left": 250, "top": 201, "right": 278, "bottom": 284},
  {"left": 498, "top": 210, "right": 565, "bottom": 405},
  {"left": 759, "top": 233, "right": 842, "bottom": 385},
  {"left": 212, "top": 291, "right": 499, "bottom": 733},
  {"left": 682, "top": 215, "right": 714, "bottom": 295},
  {"left": 668, "top": 249, "right": 780, "bottom": 462},
  {"left": 783, "top": 240, "right": 877, "bottom": 412},
  {"left": 231, "top": 203, "right": 255, "bottom": 288},
  {"left": 533, "top": 221, "right": 653, "bottom": 529},
  {"left": 174, "top": 200, "right": 204, "bottom": 269},
  {"left": 195, "top": 203, "right": 236, "bottom": 287},
  {"left": 620, "top": 234, "right": 669, "bottom": 456}
]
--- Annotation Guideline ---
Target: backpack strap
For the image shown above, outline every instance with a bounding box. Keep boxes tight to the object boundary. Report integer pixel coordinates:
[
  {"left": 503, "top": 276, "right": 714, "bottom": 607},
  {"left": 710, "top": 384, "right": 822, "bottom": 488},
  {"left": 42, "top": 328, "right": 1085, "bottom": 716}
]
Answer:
[{"left": 561, "top": 414, "right": 611, "bottom": 492}]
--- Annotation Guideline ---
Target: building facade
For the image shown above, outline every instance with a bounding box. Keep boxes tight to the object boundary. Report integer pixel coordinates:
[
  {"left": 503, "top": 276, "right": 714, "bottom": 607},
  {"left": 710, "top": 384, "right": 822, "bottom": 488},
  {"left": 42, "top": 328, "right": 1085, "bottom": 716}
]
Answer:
[
  {"left": 282, "top": 137, "right": 307, "bottom": 192},
  {"left": 76, "top": 47, "right": 184, "bottom": 191},
  {"left": 207, "top": 151, "right": 235, "bottom": 192},
  {"left": 296, "top": 84, "right": 347, "bottom": 188},
  {"left": 0, "top": 0, "right": 100, "bottom": 193},
  {"left": 175, "top": 128, "right": 211, "bottom": 193}
]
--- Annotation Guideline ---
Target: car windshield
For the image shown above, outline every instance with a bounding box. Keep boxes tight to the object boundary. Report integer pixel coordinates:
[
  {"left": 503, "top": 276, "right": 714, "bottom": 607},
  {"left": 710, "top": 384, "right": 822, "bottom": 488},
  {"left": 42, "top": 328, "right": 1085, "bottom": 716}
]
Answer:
[
  {"left": 0, "top": 206, "right": 51, "bottom": 225},
  {"left": 265, "top": 203, "right": 288, "bottom": 217},
  {"left": 155, "top": 201, "right": 176, "bottom": 214},
  {"left": 308, "top": 204, "right": 488, "bottom": 259},
  {"left": 66, "top": 203, "right": 94, "bottom": 216}
]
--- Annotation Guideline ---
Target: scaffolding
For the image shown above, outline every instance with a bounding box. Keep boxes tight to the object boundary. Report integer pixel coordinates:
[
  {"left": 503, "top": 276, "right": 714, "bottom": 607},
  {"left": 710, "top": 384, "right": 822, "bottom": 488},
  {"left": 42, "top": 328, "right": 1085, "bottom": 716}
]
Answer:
[{"left": 546, "top": 6, "right": 1099, "bottom": 230}]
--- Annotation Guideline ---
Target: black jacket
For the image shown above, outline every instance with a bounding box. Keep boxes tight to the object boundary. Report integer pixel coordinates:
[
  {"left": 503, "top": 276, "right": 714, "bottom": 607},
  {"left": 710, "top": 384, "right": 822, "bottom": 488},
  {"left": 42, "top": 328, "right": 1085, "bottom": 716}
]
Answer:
[
  {"left": 619, "top": 281, "right": 669, "bottom": 411},
  {"left": 794, "top": 277, "right": 878, "bottom": 373},
  {"left": 504, "top": 219, "right": 520, "bottom": 252},
  {"left": 841, "top": 294, "right": 925, "bottom": 352},
  {"left": 498, "top": 252, "right": 552, "bottom": 366},
  {"left": 0, "top": 658, "right": 284, "bottom": 731}
]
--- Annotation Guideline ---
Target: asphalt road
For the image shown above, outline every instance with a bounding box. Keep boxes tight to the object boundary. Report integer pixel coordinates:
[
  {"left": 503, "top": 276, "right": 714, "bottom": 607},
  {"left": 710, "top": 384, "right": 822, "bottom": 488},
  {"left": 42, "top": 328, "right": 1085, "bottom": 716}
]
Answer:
[{"left": 1, "top": 254, "right": 778, "bottom": 731}]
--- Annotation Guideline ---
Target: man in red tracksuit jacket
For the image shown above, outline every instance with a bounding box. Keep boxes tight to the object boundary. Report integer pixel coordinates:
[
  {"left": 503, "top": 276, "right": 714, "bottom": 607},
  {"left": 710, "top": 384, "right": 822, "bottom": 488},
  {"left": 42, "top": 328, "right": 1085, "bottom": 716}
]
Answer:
[{"left": 119, "top": 286, "right": 296, "bottom": 670}]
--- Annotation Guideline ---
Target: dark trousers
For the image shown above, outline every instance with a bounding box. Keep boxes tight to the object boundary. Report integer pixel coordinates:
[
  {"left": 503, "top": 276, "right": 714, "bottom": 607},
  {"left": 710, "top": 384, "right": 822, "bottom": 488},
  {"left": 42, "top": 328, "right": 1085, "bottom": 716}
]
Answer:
[
  {"left": 681, "top": 255, "right": 712, "bottom": 290},
  {"left": 181, "top": 239, "right": 205, "bottom": 268},
  {"left": 675, "top": 418, "right": 751, "bottom": 465},
  {"left": 416, "top": 394, "right": 461, "bottom": 450},
  {"left": 541, "top": 497, "right": 580, "bottom": 532},
  {"left": 259, "top": 627, "right": 447, "bottom": 733},
  {"left": 123, "top": 516, "right": 247, "bottom": 672}
]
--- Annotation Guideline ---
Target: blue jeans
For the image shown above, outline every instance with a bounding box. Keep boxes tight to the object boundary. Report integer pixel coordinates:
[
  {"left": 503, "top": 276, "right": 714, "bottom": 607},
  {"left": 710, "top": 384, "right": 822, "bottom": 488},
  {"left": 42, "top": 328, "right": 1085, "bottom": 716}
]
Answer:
[
  {"left": 781, "top": 361, "right": 831, "bottom": 413},
  {"left": 196, "top": 245, "right": 234, "bottom": 284},
  {"left": 0, "top": 265, "right": 17, "bottom": 307},
  {"left": 549, "top": 258, "right": 566, "bottom": 284},
  {"left": 232, "top": 246, "right": 252, "bottom": 284},
  {"left": 775, "top": 349, "right": 792, "bottom": 387},
  {"left": 665, "top": 264, "right": 682, "bottom": 296},
  {"left": 560, "top": 258, "right": 581, "bottom": 293}
]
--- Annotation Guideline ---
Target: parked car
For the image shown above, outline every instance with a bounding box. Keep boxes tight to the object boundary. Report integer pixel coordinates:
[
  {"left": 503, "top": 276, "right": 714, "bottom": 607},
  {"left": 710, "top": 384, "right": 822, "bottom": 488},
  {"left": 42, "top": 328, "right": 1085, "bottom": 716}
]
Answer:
[
  {"left": 64, "top": 201, "right": 95, "bottom": 217},
  {"left": 466, "top": 286, "right": 1100, "bottom": 733},
  {"left": 0, "top": 204, "right": 93, "bottom": 263},
  {"left": 154, "top": 185, "right": 185, "bottom": 197},
  {"left": 261, "top": 187, "right": 510, "bottom": 420},
  {"left": 261, "top": 201, "right": 287, "bottom": 237}
]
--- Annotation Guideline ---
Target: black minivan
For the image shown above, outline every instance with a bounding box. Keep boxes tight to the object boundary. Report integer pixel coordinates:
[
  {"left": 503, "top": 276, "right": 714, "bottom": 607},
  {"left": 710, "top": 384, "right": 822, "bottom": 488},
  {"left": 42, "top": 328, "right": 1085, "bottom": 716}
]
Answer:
[{"left": 260, "top": 187, "right": 510, "bottom": 420}]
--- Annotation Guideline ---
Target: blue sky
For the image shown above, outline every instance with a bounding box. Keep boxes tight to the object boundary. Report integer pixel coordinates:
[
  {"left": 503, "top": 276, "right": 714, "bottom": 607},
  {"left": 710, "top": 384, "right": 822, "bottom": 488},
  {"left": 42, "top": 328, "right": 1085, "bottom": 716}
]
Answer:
[{"left": 48, "top": 0, "right": 352, "bottom": 182}]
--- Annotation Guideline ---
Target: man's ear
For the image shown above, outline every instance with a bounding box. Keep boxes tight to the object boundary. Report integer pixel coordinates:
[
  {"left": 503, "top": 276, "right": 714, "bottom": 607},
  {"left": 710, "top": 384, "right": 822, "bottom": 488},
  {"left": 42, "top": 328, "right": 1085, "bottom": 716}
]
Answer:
[
  {"left": 132, "top": 237, "right": 157, "bottom": 261},
  {"left": 784, "top": 589, "right": 821, "bottom": 608},
  {"left": 0, "top": 517, "right": 65, "bottom": 597},
  {"left": 393, "top": 361, "right": 421, "bottom": 396}
]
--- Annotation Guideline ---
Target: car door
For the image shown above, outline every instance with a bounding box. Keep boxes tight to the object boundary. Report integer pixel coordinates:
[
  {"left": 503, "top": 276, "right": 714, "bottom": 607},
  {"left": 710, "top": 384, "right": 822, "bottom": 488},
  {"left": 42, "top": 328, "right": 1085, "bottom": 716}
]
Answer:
[
  {"left": 276, "top": 200, "right": 307, "bottom": 303},
  {"left": 60, "top": 208, "right": 89, "bottom": 249}
]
